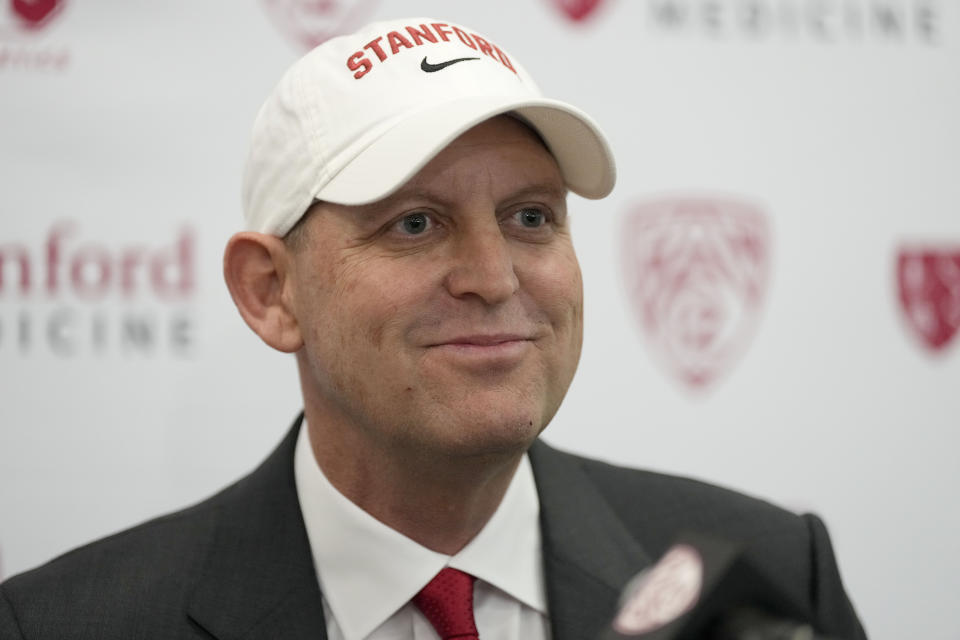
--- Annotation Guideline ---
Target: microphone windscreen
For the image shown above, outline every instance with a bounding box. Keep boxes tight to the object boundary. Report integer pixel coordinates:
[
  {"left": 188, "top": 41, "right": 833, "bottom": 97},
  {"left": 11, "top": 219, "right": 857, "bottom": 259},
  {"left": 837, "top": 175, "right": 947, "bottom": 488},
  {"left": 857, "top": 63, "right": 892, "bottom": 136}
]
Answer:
[{"left": 600, "top": 532, "right": 816, "bottom": 640}]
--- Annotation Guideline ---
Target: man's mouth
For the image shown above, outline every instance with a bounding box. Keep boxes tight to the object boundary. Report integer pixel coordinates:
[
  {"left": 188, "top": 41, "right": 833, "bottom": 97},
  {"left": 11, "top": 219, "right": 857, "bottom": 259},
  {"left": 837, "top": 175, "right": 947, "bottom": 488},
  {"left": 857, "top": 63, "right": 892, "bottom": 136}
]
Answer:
[
  {"left": 425, "top": 333, "right": 535, "bottom": 368},
  {"left": 429, "top": 333, "right": 531, "bottom": 348}
]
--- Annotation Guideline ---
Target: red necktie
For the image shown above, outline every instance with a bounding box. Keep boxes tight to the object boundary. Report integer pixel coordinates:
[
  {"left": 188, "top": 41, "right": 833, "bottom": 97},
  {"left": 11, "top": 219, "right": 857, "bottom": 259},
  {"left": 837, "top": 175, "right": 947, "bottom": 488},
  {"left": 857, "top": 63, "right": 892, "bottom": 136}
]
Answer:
[{"left": 412, "top": 568, "right": 480, "bottom": 639}]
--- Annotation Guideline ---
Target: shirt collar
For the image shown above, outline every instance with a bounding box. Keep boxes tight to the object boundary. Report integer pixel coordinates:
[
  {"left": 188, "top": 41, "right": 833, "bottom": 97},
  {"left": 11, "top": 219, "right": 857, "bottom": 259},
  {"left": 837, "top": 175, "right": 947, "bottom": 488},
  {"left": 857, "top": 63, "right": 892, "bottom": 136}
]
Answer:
[{"left": 294, "top": 421, "right": 546, "bottom": 640}]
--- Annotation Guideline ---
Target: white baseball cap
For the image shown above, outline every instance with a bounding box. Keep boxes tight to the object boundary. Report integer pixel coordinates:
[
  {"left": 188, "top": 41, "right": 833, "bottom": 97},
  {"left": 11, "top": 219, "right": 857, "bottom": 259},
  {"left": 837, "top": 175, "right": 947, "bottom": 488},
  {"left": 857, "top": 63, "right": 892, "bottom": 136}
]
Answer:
[{"left": 242, "top": 17, "right": 617, "bottom": 236}]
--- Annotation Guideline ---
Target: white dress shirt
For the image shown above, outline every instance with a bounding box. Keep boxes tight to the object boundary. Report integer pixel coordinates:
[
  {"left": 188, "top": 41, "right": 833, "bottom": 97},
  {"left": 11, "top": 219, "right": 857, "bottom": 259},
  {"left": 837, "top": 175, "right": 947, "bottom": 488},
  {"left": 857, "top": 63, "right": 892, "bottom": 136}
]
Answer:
[{"left": 294, "top": 423, "right": 551, "bottom": 640}]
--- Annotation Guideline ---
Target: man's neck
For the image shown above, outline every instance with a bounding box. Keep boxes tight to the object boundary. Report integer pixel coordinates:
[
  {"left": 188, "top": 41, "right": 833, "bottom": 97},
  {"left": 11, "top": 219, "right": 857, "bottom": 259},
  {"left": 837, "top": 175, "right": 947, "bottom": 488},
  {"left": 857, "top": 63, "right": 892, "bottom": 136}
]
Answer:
[{"left": 304, "top": 416, "right": 525, "bottom": 555}]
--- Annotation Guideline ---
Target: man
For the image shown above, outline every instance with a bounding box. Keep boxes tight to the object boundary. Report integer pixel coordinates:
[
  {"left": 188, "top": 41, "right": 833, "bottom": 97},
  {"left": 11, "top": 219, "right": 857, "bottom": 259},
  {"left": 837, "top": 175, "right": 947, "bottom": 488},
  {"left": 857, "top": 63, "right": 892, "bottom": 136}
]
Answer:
[{"left": 0, "top": 17, "right": 865, "bottom": 640}]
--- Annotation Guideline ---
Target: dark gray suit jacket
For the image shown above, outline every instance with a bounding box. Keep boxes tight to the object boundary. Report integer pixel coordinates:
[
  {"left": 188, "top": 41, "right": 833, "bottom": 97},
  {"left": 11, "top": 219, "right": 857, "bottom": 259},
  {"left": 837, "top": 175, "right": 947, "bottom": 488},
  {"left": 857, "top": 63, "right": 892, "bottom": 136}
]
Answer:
[{"left": 0, "top": 418, "right": 866, "bottom": 639}]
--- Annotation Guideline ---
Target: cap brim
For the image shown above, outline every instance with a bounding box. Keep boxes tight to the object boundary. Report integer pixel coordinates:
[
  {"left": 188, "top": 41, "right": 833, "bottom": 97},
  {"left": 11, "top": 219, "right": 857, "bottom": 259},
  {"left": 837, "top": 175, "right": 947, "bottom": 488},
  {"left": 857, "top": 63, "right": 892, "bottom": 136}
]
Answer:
[{"left": 315, "top": 95, "right": 615, "bottom": 206}]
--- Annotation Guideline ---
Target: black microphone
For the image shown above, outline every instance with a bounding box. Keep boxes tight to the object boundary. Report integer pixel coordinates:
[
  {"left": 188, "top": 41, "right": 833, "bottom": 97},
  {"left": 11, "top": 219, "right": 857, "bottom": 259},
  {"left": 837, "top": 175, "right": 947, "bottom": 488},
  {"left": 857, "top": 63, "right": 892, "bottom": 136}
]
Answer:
[{"left": 599, "top": 532, "right": 842, "bottom": 640}]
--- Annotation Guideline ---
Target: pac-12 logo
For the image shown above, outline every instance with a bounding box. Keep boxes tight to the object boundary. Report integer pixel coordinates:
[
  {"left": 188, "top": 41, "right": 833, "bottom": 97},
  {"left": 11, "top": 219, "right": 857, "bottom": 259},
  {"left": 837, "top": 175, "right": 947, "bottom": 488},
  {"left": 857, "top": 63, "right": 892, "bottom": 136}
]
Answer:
[
  {"left": 896, "top": 247, "right": 960, "bottom": 353},
  {"left": 260, "top": 0, "right": 379, "bottom": 50},
  {"left": 549, "top": 0, "right": 606, "bottom": 22},
  {"left": 621, "top": 195, "right": 771, "bottom": 390}
]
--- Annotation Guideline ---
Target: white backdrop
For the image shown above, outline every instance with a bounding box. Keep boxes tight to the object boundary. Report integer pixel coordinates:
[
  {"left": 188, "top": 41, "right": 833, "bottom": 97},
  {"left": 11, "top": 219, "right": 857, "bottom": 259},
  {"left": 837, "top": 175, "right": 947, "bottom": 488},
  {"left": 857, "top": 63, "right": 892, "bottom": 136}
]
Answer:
[{"left": 1, "top": 1, "right": 958, "bottom": 638}]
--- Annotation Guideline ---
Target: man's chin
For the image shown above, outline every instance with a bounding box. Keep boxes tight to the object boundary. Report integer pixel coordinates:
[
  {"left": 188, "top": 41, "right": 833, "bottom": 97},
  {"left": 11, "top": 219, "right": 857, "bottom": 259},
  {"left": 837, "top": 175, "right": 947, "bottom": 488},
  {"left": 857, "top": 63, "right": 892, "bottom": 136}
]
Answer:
[{"left": 414, "top": 413, "right": 545, "bottom": 461}]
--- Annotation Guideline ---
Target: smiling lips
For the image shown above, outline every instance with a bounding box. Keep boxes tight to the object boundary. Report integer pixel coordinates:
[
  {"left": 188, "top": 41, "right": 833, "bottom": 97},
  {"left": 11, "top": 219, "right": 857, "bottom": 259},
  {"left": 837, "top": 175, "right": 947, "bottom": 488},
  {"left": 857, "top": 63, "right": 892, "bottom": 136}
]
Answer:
[
  {"left": 426, "top": 334, "right": 534, "bottom": 367},
  {"left": 431, "top": 333, "right": 530, "bottom": 347}
]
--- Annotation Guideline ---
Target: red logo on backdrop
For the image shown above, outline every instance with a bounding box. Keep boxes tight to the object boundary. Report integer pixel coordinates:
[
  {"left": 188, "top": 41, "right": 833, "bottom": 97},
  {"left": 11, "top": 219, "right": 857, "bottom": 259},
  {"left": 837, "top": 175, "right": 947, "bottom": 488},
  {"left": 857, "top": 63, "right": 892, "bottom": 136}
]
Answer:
[
  {"left": 0, "top": 0, "right": 69, "bottom": 71},
  {"left": 621, "top": 196, "right": 771, "bottom": 389},
  {"left": 261, "top": 0, "right": 379, "bottom": 50},
  {"left": 551, "top": 0, "right": 605, "bottom": 22},
  {"left": 11, "top": 0, "right": 64, "bottom": 30},
  {"left": 897, "top": 248, "right": 960, "bottom": 352}
]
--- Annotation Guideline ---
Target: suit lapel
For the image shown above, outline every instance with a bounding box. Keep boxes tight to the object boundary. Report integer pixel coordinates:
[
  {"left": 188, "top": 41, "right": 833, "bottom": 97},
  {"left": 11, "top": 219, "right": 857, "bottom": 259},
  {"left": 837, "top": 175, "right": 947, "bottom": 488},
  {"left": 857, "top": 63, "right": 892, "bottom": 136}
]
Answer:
[
  {"left": 187, "top": 417, "right": 328, "bottom": 640},
  {"left": 529, "top": 440, "right": 653, "bottom": 640}
]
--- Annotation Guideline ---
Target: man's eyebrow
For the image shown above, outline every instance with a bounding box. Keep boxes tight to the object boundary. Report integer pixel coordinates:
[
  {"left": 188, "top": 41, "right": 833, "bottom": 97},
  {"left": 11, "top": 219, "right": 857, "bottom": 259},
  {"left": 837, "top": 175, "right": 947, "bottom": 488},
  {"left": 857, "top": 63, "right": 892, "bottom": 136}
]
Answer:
[
  {"left": 503, "top": 184, "right": 569, "bottom": 202},
  {"left": 343, "top": 189, "right": 450, "bottom": 223},
  {"left": 384, "top": 187, "right": 450, "bottom": 207},
  {"left": 386, "top": 183, "right": 568, "bottom": 206}
]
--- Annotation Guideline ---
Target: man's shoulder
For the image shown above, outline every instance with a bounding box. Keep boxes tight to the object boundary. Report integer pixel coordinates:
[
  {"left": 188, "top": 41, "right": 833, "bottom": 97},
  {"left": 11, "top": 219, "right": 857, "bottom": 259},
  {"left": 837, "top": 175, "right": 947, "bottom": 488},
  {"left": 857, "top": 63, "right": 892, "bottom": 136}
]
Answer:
[
  {"left": 6, "top": 489, "right": 222, "bottom": 582},
  {"left": 0, "top": 417, "right": 306, "bottom": 639},
  {"left": 0, "top": 483, "right": 230, "bottom": 637},
  {"left": 571, "top": 446, "right": 792, "bottom": 513},
  {"left": 530, "top": 440, "right": 818, "bottom": 563},
  {"left": 533, "top": 439, "right": 799, "bottom": 515}
]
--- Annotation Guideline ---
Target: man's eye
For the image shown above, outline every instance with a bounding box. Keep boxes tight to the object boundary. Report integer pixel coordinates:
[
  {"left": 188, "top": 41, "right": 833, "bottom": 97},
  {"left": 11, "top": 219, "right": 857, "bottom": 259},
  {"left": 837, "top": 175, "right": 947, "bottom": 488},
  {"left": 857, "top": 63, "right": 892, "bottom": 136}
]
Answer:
[
  {"left": 514, "top": 207, "right": 547, "bottom": 228},
  {"left": 396, "top": 212, "right": 432, "bottom": 235}
]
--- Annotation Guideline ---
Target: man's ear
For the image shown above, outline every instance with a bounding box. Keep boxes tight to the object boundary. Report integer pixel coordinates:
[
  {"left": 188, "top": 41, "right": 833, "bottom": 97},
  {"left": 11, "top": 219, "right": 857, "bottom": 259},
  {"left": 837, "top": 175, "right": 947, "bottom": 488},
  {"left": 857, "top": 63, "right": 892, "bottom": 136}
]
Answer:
[{"left": 223, "top": 232, "right": 303, "bottom": 353}]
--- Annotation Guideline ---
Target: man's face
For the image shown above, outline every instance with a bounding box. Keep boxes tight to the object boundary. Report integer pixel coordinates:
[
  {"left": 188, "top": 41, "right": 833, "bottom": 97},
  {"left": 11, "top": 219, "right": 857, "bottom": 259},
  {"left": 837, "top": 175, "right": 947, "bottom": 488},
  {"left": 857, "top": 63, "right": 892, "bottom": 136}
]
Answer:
[{"left": 285, "top": 116, "right": 583, "bottom": 459}]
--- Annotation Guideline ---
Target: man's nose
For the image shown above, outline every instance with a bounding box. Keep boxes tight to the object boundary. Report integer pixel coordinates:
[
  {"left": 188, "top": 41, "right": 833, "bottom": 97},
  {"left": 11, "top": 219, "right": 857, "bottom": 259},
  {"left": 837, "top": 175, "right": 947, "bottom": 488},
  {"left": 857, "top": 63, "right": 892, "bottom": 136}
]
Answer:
[{"left": 443, "top": 224, "right": 520, "bottom": 305}]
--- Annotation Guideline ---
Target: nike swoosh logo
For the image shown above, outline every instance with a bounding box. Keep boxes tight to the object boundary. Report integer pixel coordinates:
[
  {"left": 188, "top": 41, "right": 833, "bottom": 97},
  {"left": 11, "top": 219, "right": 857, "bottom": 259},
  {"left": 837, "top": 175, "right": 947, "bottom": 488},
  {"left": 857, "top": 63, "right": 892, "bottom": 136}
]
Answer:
[{"left": 420, "top": 56, "right": 481, "bottom": 72}]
